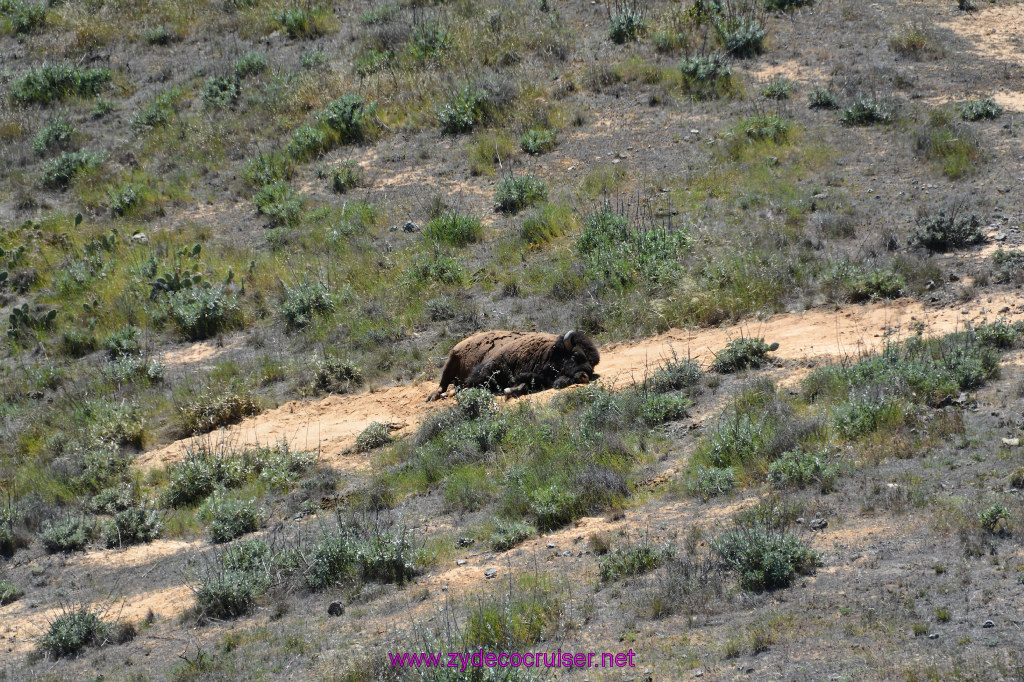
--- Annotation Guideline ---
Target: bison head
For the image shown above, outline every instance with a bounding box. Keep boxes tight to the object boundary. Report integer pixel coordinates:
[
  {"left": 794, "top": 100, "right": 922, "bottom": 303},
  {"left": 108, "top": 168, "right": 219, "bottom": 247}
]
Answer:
[{"left": 550, "top": 330, "right": 600, "bottom": 385}]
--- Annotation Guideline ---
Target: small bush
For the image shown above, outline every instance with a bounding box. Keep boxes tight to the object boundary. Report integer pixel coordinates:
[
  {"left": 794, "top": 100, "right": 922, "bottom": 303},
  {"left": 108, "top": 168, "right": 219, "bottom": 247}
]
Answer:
[
  {"left": 194, "top": 549, "right": 271, "bottom": 620},
  {"left": 442, "top": 465, "right": 494, "bottom": 513},
  {"left": 740, "top": 113, "right": 790, "bottom": 143},
  {"left": 914, "top": 109, "right": 982, "bottom": 180},
  {"left": 327, "top": 162, "right": 363, "bottom": 193},
  {"left": 32, "top": 117, "right": 75, "bottom": 155},
  {"left": 711, "top": 337, "right": 778, "bottom": 373},
  {"left": 103, "top": 506, "right": 162, "bottom": 548},
  {"left": 889, "top": 24, "right": 943, "bottom": 60},
  {"left": 714, "top": 17, "right": 765, "bottom": 58},
  {"left": 831, "top": 395, "right": 904, "bottom": 439},
  {"left": 976, "top": 318, "right": 1021, "bottom": 349},
  {"left": 992, "top": 249, "right": 1024, "bottom": 285},
  {"left": 243, "top": 153, "right": 294, "bottom": 188},
  {"left": 233, "top": 51, "right": 267, "bottom": 78},
  {"left": 282, "top": 281, "right": 335, "bottom": 330},
  {"left": 320, "top": 95, "right": 376, "bottom": 144},
  {"left": 680, "top": 53, "right": 734, "bottom": 99},
  {"left": 808, "top": 87, "right": 839, "bottom": 109},
  {"left": 409, "top": 248, "right": 465, "bottom": 285},
  {"left": 840, "top": 99, "right": 895, "bottom": 126},
  {"left": 176, "top": 386, "right": 260, "bottom": 435},
  {"left": 520, "top": 204, "right": 576, "bottom": 245},
  {"left": 437, "top": 87, "right": 487, "bottom": 135},
  {"left": 201, "top": 493, "right": 265, "bottom": 543},
  {"left": 167, "top": 286, "right": 242, "bottom": 340},
  {"left": 130, "top": 88, "right": 183, "bottom": 132},
  {"left": 761, "top": 78, "right": 793, "bottom": 100},
  {"left": 979, "top": 503, "right": 1010, "bottom": 535},
  {"left": 609, "top": 0, "right": 646, "bottom": 43},
  {"left": 712, "top": 523, "right": 819, "bottom": 591},
  {"left": 408, "top": 22, "right": 451, "bottom": 64},
  {"left": 310, "top": 355, "right": 363, "bottom": 394},
  {"left": 40, "top": 607, "right": 111, "bottom": 659},
  {"left": 104, "top": 325, "right": 142, "bottom": 359},
  {"left": 764, "top": 0, "right": 812, "bottom": 10},
  {"left": 107, "top": 182, "right": 142, "bottom": 217},
  {"left": 644, "top": 356, "right": 703, "bottom": 394},
  {"left": 355, "top": 421, "right": 393, "bottom": 452},
  {"left": 202, "top": 75, "right": 240, "bottom": 108},
  {"left": 301, "top": 49, "right": 327, "bottom": 69},
  {"left": 305, "top": 527, "right": 357, "bottom": 589},
  {"left": 253, "top": 181, "right": 303, "bottom": 226},
  {"left": 143, "top": 24, "right": 178, "bottom": 45},
  {"left": 913, "top": 208, "right": 984, "bottom": 252},
  {"left": 577, "top": 207, "right": 689, "bottom": 293},
  {"left": 520, "top": 128, "right": 557, "bottom": 155},
  {"left": 767, "top": 448, "right": 838, "bottom": 490},
  {"left": 40, "top": 516, "right": 94, "bottom": 553},
  {"left": 0, "top": 579, "right": 23, "bottom": 605},
  {"left": 41, "top": 150, "right": 102, "bottom": 188},
  {"left": 58, "top": 329, "right": 98, "bottom": 358},
  {"left": 689, "top": 465, "right": 736, "bottom": 500},
  {"left": 959, "top": 98, "right": 1002, "bottom": 122},
  {"left": 11, "top": 64, "right": 110, "bottom": 105},
  {"left": 277, "top": 5, "right": 331, "bottom": 39},
  {"left": 5, "top": 0, "right": 47, "bottom": 34},
  {"left": 599, "top": 543, "right": 673, "bottom": 581},
  {"left": 424, "top": 212, "right": 483, "bottom": 247},
  {"left": 847, "top": 269, "right": 904, "bottom": 302},
  {"left": 490, "top": 519, "right": 536, "bottom": 551}
]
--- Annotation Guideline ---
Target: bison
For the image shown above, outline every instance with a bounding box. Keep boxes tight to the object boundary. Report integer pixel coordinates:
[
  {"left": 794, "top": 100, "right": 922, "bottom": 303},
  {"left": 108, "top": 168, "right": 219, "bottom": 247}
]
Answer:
[{"left": 426, "top": 330, "right": 600, "bottom": 402}]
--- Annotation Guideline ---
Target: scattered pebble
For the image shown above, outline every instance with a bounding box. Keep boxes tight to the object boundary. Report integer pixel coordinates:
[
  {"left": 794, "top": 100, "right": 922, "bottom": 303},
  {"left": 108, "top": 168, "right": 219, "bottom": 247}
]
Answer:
[
  {"left": 547, "top": 542, "right": 556, "bottom": 548},
  {"left": 456, "top": 559, "right": 467, "bottom": 566},
  {"left": 984, "top": 620, "right": 995, "bottom": 628},
  {"left": 327, "top": 602, "right": 344, "bottom": 617},
  {"left": 485, "top": 568, "right": 497, "bottom": 579}
]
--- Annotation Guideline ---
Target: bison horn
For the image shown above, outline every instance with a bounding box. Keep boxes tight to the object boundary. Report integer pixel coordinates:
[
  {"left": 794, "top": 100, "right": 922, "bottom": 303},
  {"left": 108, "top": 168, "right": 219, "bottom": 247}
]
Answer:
[{"left": 562, "top": 330, "right": 574, "bottom": 350}]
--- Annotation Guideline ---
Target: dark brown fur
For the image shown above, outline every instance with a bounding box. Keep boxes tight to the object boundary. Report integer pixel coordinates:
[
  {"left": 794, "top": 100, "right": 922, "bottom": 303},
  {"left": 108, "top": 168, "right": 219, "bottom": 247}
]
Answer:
[{"left": 426, "top": 330, "right": 600, "bottom": 401}]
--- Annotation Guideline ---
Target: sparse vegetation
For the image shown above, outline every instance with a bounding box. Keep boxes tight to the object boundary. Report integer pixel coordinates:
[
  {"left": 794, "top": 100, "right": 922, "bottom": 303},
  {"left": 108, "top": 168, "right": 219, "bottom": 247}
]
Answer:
[
  {"left": 494, "top": 174, "right": 547, "bottom": 214},
  {"left": 711, "top": 337, "right": 779, "bottom": 373}
]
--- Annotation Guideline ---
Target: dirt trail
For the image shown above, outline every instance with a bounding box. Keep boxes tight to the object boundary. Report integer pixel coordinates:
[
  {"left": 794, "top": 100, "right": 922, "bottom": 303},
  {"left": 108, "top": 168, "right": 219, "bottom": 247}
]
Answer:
[{"left": 134, "top": 295, "right": 1024, "bottom": 472}]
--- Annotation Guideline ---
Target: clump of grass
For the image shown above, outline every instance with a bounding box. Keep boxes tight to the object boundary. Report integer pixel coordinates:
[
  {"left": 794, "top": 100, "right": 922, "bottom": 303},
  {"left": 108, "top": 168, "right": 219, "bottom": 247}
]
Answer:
[
  {"left": 200, "top": 492, "right": 265, "bottom": 543},
  {"left": 913, "top": 206, "right": 984, "bottom": 252},
  {"left": 840, "top": 98, "right": 895, "bottom": 126},
  {"left": 130, "top": 88, "right": 183, "bottom": 132},
  {"left": 979, "top": 503, "right": 1010, "bottom": 535},
  {"left": 600, "top": 542, "right": 674, "bottom": 581},
  {"left": 712, "top": 521, "right": 819, "bottom": 591},
  {"left": 194, "top": 541, "right": 272, "bottom": 621},
  {"left": 438, "top": 87, "right": 488, "bottom": 135},
  {"left": 764, "top": 0, "right": 812, "bottom": 10},
  {"left": 466, "top": 130, "right": 517, "bottom": 176},
  {"left": 495, "top": 175, "right": 547, "bottom": 214},
  {"left": 32, "top": 117, "right": 75, "bottom": 155},
  {"left": 310, "top": 355, "right": 363, "bottom": 394},
  {"left": 680, "top": 53, "right": 734, "bottom": 100},
  {"left": 688, "top": 465, "right": 736, "bottom": 500},
  {"left": 103, "top": 505, "right": 162, "bottom": 548},
  {"left": 253, "top": 181, "right": 303, "bottom": 226},
  {"left": 243, "top": 152, "right": 294, "bottom": 188},
  {"left": 282, "top": 281, "right": 335, "bottom": 331},
  {"left": 959, "top": 97, "right": 1002, "bottom": 121},
  {"left": 889, "top": 23, "right": 944, "bottom": 60},
  {"left": 761, "top": 77, "right": 793, "bottom": 100},
  {"left": 143, "top": 24, "right": 179, "bottom": 45},
  {"left": 520, "top": 128, "right": 557, "bottom": 155},
  {"left": 4, "top": 0, "right": 47, "bottom": 34},
  {"left": 608, "top": 0, "right": 646, "bottom": 43},
  {"left": 107, "top": 182, "right": 142, "bottom": 218},
  {"left": 914, "top": 108, "right": 982, "bottom": 179},
  {"left": 823, "top": 263, "right": 905, "bottom": 302},
  {"left": 767, "top": 447, "right": 838, "bottom": 491},
  {"left": 202, "top": 75, "right": 240, "bottom": 108},
  {"left": 39, "top": 607, "right": 111, "bottom": 659},
  {"left": 320, "top": 94, "right": 377, "bottom": 144},
  {"left": 739, "top": 113, "right": 790, "bottom": 143},
  {"left": 807, "top": 87, "right": 839, "bottom": 109},
  {"left": 41, "top": 150, "right": 102, "bottom": 188},
  {"left": 233, "top": 51, "right": 267, "bottom": 78},
  {"left": 520, "top": 203, "right": 577, "bottom": 246},
  {"left": 714, "top": 16, "right": 765, "bottom": 58},
  {"left": 462, "top": 575, "right": 569, "bottom": 650},
  {"left": 277, "top": 5, "right": 332, "bottom": 39},
  {"left": 176, "top": 385, "right": 260, "bottom": 436},
  {"left": 325, "top": 162, "right": 363, "bottom": 193},
  {"left": 424, "top": 212, "right": 484, "bottom": 247},
  {"left": 490, "top": 519, "right": 537, "bottom": 551},
  {"left": 301, "top": 49, "right": 327, "bottom": 69},
  {"left": 711, "top": 337, "right": 778, "bottom": 373},
  {"left": 166, "top": 286, "right": 242, "bottom": 340},
  {"left": 0, "top": 579, "right": 23, "bottom": 605},
  {"left": 40, "top": 516, "right": 95, "bottom": 553},
  {"left": 355, "top": 421, "right": 393, "bottom": 452},
  {"left": 992, "top": 249, "right": 1024, "bottom": 285},
  {"left": 11, "top": 63, "right": 110, "bottom": 105}
]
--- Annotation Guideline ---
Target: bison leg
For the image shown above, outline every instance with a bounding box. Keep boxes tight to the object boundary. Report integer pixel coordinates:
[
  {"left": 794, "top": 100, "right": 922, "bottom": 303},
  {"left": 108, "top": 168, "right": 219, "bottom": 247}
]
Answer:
[
  {"left": 463, "top": 360, "right": 517, "bottom": 394},
  {"left": 427, "top": 354, "right": 463, "bottom": 402}
]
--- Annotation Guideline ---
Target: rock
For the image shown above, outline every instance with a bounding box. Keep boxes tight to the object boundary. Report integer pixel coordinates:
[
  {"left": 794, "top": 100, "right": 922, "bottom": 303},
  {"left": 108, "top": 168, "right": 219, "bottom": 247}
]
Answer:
[
  {"left": 1000, "top": 306, "right": 1011, "bottom": 314},
  {"left": 327, "top": 602, "right": 344, "bottom": 617},
  {"left": 795, "top": 517, "right": 805, "bottom": 524},
  {"left": 485, "top": 568, "right": 497, "bottom": 579},
  {"left": 456, "top": 559, "right": 467, "bottom": 566},
  {"left": 403, "top": 221, "right": 420, "bottom": 232},
  {"left": 928, "top": 633, "right": 939, "bottom": 639},
  {"left": 809, "top": 514, "right": 828, "bottom": 531},
  {"left": 983, "top": 620, "right": 994, "bottom": 628},
  {"left": 456, "top": 537, "right": 474, "bottom": 548},
  {"left": 1002, "top": 438, "right": 1019, "bottom": 447},
  {"left": 131, "top": 233, "right": 149, "bottom": 244},
  {"left": 561, "top": 550, "right": 573, "bottom": 557},
  {"left": 547, "top": 542, "right": 556, "bottom": 548},
  {"left": 694, "top": 672, "right": 704, "bottom": 678}
]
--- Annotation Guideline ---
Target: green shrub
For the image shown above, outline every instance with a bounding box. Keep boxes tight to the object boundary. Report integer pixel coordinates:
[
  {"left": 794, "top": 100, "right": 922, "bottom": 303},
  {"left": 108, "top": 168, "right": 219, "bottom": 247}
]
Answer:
[
  {"left": 286, "top": 124, "right": 328, "bottom": 161},
  {"left": 914, "top": 109, "right": 982, "bottom": 179},
  {"left": 277, "top": 5, "right": 330, "bottom": 38},
  {"left": 91, "top": 484, "right": 137, "bottom": 514},
  {"left": 599, "top": 543, "right": 673, "bottom": 581},
  {"left": 644, "top": 356, "right": 703, "bottom": 394},
  {"left": 442, "top": 465, "right": 494, "bottom": 512},
  {"left": 847, "top": 268, "right": 904, "bottom": 302},
  {"left": 840, "top": 98, "right": 895, "bottom": 126},
  {"left": 305, "top": 527, "right": 358, "bottom": 589},
  {"left": 437, "top": 87, "right": 487, "bottom": 135},
  {"left": 355, "top": 421, "right": 393, "bottom": 452},
  {"left": 201, "top": 493, "right": 265, "bottom": 543},
  {"left": 202, "top": 75, "right": 240, "bottom": 108},
  {"left": 490, "top": 519, "right": 536, "bottom": 551},
  {"left": 103, "top": 506, "right": 162, "bottom": 548},
  {"left": 408, "top": 22, "right": 451, "bottom": 64},
  {"left": 712, "top": 523, "right": 819, "bottom": 591},
  {"left": 689, "top": 465, "right": 736, "bottom": 500},
  {"left": 976, "top": 318, "right": 1022, "bottom": 349},
  {"left": 242, "top": 152, "right": 294, "bottom": 187},
  {"left": 609, "top": 1, "right": 646, "bottom": 43},
  {"left": 253, "top": 181, "right": 303, "bottom": 226},
  {"left": 807, "top": 87, "right": 839, "bottom": 109},
  {"left": 577, "top": 207, "right": 689, "bottom": 292},
  {"left": 889, "top": 24, "right": 943, "bottom": 60},
  {"left": 326, "top": 161, "right": 363, "bottom": 193},
  {"left": 637, "top": 393, "right": 690, "bottom": 426},
  {"left": 913, "top": 208, "right": 983, "bottom": 252},
  {"left": 832, "top": 394, "right": 905, "bottom": 439},
  {"left": 740, "top": 113, "right": 790, "bottom": 143},
  {"left": 711, "top": 337, "right": 778, "bottom": 373},
  {"left": 356, "top": 530, "right": 417, "bottom": 585},
  {"left": 320, "top": 94, "right": 376, "bottom": 143},
  {"left": 40, "top": 608, "right": 111, "bottom": 659},
  {"left": 104, "top": 325, "right": 141, "bottom": 359},
  {"left": 5, "top": 0, "right": 47, "bottom": 34},
  {"left": 234, "top": 51, "right": 267, "bottom": 78},
  {"left": 301, "top": 49, "right": 327, "bottom": 69},
  {"left": 40, "top": 516, "right": 94, "bottom": 553},
  {"left": 764, "top": 0, "right": 812, "bottom": 11},
  {"left": 761, "top": 77, "right": 793, "bottom": 100},
  {"left": 767, "top": 448, "right": 838, "bottom": 490},
  {"left": 130, "top": 88, "right": 183, "bottom": 132},
  {"left": 282, "top": 281, "right": 335, "bottom": 330},
  {"left": 107, "top": 182, "right": 142, "bottom": 217},
  {"left": 0, "top": 506, "right": 17, "bottom": 556},
  {"left": 167, "top": 286, "right": 242, "bottom": 340},
  {"left": 520, "top": 128, "right": 557, "bottom": 154},
  {"left": 58, "top": 329, "right": 98, "bottom": 357},
  {"left": 41, "top": 150, "right": 102, "bottom": 188},
  {"left": 11, "top": 63, "right": 110, "bottom": 105},
  {"left": 714, "top": 16, "right": 765, "bottom": 58},
  {"left": 32, "top": 117, "right": 75, "bottom": 154},
  {"left": 142, "top": 24, "right": 179, "bottom": 44},
  {"left": 0, "top": 579, "right": 23, "bottom": 605},
  {"left": 680, "top": 54, "right": 734, "bottom": 99},
  {"left": 959, "top": 97, "right": 1002, "bottom": 121},
  {"left": 194, "top": 548, "right": 271, "bottom": 620},
  {"left": 520, "top": 204, "right": 576, "bottom": 245},
  {"left": 409, "top": 248, "right": 464, "bottom": 285},
  {"left": 979, "top": 503, "right": 1010, "bottom": 535},
  {"left": 992, "top": 249, "right": 1024, "bottom": 285},
  {"left": 424, "top": 212, "right": 483, "bottom": 246},
  {"left": 310, "top": 355, "right": 363, "bottom": 394},
  {"left": 176, "top": 385, "right": 260, "bottom": 435}
]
